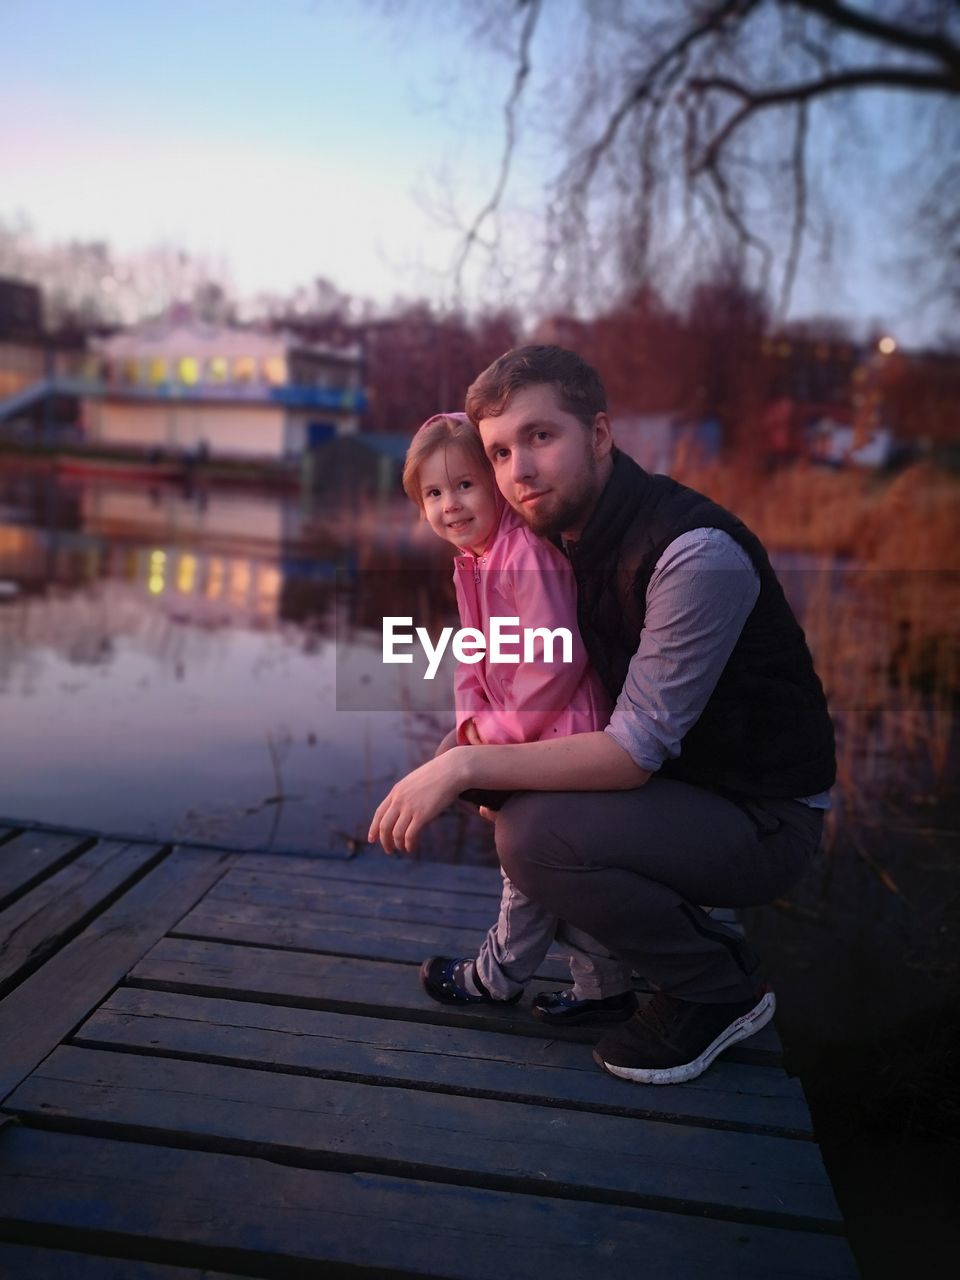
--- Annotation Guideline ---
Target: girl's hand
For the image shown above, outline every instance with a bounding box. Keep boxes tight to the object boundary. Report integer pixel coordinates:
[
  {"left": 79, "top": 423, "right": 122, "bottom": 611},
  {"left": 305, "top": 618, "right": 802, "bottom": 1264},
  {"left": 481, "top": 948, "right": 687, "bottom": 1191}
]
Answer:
[
  {"left": 462, "top": 718, "right": 485, "bottom": 747},
  {"left": 368, "top": 749, "right": 469, "bottom": 855}
]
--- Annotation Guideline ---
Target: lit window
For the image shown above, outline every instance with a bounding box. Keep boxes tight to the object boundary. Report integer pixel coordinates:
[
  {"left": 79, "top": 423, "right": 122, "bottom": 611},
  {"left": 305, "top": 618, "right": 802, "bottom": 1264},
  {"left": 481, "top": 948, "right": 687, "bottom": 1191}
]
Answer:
[
  {"left": 234, "top": 356, "right": 256, "bottom": 383},
  {"left": 179, "top": 357, "right": 200, "bottom": 385},
  {"left": 148, "top": 548, "right": 166, "bottom": 596},
  {"left": 230, "top": 559, "right": 251, "bottom": 603},
  {"left": 124, "top": 358, "right": 140, "bottom": 384},
  {"left": 263, "top": 356, "right": 286, "bottom": 386},
  {"left": 178, "top": 553, "right": 197, "bottom": 593},
  {"left": 207, "top": 557, "right": 225, "bottom": 600},
  {"left": 149, "top": 358, "right": 168, "bottom": 385},
  {"left": 208, "top": 356, "right": 229, "bottom": 383}
]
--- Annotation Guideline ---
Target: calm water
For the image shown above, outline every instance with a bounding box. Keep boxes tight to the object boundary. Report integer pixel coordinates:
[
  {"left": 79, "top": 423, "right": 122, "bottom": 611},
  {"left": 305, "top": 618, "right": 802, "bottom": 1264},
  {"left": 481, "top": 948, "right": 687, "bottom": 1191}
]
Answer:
[
  {"left": 0, "top": 470, "right": 854, "bottom": 851},
  {"left": 0, "top": 471, "right": 490, "bottom": 859}
]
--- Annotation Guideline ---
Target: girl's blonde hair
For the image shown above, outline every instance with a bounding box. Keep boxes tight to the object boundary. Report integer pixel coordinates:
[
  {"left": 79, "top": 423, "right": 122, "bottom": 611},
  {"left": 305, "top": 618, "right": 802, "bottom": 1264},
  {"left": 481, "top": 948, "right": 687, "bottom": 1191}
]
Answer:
[{"left": 402, "top": 412, "right": 492, "bottom": 511}]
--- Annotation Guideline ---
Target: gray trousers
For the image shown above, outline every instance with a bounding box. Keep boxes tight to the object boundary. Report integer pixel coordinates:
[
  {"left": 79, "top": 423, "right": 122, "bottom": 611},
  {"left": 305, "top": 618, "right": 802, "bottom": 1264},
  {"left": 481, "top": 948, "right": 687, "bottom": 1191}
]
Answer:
[
  {"left": 444, "top": 729, "right": 632, "bottom": 1001},
  {"left": 493, "top": 777, "right": 824, "bottom": 1004},
  {"left": 474, "top": 868, "right": 633, "bottom": 1001}
]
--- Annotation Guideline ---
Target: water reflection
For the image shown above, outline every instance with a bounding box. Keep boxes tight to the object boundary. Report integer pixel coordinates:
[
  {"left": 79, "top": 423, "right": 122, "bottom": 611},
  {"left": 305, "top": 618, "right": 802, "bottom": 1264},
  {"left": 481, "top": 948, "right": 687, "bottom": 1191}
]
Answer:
[
  {"left": 0, "top": 469, "right": 955, "bottom": 862},
  {"left": 0, "top": 471, "right": 488, "bottom": 860}
]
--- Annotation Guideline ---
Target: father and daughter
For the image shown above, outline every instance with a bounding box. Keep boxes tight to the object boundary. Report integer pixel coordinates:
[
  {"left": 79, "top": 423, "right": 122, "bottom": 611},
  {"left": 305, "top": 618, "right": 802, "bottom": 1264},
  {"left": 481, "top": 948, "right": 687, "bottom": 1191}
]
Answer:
[{"left": 401, "top": 411, "right": 637, "bottom": 1027}]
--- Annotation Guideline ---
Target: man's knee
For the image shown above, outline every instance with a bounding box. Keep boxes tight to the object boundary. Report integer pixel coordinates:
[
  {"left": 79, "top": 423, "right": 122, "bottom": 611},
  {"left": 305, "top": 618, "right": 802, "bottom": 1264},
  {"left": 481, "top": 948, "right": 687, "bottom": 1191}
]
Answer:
[{"left": 495, "top": 793, "right": 575, "bottom": 895}]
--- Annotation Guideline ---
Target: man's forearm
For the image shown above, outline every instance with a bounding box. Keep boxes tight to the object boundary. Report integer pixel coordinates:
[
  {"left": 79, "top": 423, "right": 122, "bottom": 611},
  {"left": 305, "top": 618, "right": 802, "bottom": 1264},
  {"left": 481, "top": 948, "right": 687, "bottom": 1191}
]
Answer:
[
  {"left": 369, "top": 730, "right": 649, "bottom": 855},
  {"left": 459, "top": 731, "right": 650, "bottom": 793}
]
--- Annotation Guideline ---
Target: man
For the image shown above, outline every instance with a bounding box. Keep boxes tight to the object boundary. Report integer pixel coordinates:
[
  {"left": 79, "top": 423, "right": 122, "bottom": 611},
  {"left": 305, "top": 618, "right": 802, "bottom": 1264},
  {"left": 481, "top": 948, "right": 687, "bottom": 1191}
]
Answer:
[{"left": 369, "top": 345, "right": 835, "bottom": 1085}]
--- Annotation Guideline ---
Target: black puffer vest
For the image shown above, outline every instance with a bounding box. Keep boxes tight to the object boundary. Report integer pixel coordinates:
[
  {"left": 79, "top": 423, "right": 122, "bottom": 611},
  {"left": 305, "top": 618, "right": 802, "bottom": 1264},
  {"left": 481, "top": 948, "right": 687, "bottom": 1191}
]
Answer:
[{"left": 566, "top": 450, "right": 836, "bottom": 798}]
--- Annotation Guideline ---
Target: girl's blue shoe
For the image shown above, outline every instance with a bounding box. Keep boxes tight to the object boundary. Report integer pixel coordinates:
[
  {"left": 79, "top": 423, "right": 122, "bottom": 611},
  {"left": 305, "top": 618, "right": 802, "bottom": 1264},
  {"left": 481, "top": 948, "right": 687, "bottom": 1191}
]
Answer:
[{"left": 420, "top": 956, "right": 523, "bottom": 1006}]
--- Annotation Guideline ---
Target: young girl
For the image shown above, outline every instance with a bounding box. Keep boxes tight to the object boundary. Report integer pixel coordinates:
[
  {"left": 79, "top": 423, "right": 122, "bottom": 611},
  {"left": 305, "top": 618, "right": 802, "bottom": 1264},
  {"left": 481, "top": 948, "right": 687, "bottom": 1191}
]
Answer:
[{"left": 401, "top": 412, "right": 636, "bottom": 1026}]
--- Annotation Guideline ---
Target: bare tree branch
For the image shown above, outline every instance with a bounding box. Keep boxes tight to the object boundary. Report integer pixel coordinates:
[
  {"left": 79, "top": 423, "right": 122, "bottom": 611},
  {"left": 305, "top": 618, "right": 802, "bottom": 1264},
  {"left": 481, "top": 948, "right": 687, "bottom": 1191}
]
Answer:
[
  {"left": 693, "top": 65, "right": 957, "bottom": 175},
  {"left": 562, "top": 1, "right": 761, "bottom": 197},
  {"left": 787, "top": 0, "right": 960, "bottom": 74},
  {"left": 694, "top": 64, "right": 958, "bottom": 107},
  {"left": 780, "top": 100, "right": 809, "bottom": 315},
  {"left": 408, "top": 0, "right": 960, "bottom": 321},
  {"left": 704, "top": 153, "right": 776, "bottom": 295},
  {"left": 452, "top": 0, "right": 543, "bottom": 293}
]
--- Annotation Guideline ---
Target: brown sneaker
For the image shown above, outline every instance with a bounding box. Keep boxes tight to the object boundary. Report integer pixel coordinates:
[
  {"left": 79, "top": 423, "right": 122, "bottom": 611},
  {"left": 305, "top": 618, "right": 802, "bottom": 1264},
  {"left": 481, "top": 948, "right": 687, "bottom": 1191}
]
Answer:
[{"left": 593, "top": 987, "right": 776, "bottom": 1084}]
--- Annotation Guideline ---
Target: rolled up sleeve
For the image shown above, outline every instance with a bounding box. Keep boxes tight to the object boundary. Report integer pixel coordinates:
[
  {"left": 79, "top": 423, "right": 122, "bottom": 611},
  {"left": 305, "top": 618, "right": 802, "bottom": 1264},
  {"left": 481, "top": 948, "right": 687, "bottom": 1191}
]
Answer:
[{"left": 605, "top": 528, "right": 760, "bottom": 773}]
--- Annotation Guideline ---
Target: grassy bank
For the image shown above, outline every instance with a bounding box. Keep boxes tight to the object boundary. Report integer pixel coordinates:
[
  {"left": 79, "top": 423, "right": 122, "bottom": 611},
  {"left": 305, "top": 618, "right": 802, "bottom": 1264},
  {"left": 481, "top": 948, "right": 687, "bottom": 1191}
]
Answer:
[{"left": 672, "top": 461, "right": 960, "bottom": 836}]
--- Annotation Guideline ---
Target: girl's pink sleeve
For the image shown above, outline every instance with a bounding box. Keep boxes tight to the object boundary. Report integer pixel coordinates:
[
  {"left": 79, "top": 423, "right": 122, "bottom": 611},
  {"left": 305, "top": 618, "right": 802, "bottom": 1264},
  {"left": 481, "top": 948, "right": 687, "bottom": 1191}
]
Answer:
[
  {"left": 472, "top": 538, "right": 593, "bottom": 745},
  {"left": 452, "top": 566, "right": 492, "bottom": 745},
  {"left": 454, "top": 661, "right": 491, "bottom": 745}
]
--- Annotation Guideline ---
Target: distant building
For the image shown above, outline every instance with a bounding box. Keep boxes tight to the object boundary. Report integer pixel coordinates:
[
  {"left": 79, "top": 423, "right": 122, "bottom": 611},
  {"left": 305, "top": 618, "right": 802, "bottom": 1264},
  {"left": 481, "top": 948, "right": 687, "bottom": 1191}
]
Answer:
[
  {"left": 613, "top": 413, "right": 723, "bottom": 474},
  {"left": 0, "top": 278, "right": 44, "bottom": 403},
  {"left": 759, "top": 334, "right": 861, "bottom": 407},
  {"left": 808, "top": 417, "right": 897, "bottom": 469},
  {"left": 0, "top": 278, "right": 43, "bottom": 343},
  {"left": 81, "top": 318, "right": 366, "bottom": 460}
]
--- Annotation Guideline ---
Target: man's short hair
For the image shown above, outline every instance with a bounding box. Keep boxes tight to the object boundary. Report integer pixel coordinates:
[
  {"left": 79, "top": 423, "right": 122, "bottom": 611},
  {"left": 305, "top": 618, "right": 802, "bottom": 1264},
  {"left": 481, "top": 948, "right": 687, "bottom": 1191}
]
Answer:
[{"left": 465, "top": 345, "right": 607, "bottom": 429}]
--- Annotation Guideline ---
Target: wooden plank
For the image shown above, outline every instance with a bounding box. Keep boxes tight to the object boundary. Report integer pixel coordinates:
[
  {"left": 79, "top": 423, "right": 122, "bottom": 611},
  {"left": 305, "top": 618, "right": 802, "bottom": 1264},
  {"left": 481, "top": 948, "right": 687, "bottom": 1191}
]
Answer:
[
  {"left": 0, "top": 1128, "right": 860, "bottom": 1279},
  {"left": 229, "top": 854, "right": 743, "bottom": 927},
  {"left": 0, "top": 841, "right": 166, "bottom": 997},
  {"left": 173, "top": 897, "right": 575, "bottom": 982},
  {"left": 211, "top": 868, "right": 739, "bottom": 938},
  {"left": 129, "top": 936, "right": 783, "bottom": 1061},
  {"left": 8, "top": 1046, "right": 842, "bottom": 1228},
  {"left": 237, "top": 847, "right": 505, "bottom": 896},
  {"left": 0, "top": 831, "right": 91, "bottom": 911},
  {"left": 0, "top": 848, "right": 233, "bottom": 1103},
  {"left": 200, "top": 865, "right": 742, "bottom": 983},
  {"left": 0, "top": 1244, "right": 247, "bottom": 1279},
  {"left": 211, "top": 866, "right": 510, "bottom": 927},
  {"left": 75, "top": 987, "right": 813, "bottom": 1135}
]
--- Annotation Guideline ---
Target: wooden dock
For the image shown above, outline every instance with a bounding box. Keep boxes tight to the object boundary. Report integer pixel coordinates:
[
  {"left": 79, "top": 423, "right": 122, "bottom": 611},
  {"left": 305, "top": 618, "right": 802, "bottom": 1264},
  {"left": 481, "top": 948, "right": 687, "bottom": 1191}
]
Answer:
[{"left": 0, "top": 823, "right": 859, "bottom": 1278}]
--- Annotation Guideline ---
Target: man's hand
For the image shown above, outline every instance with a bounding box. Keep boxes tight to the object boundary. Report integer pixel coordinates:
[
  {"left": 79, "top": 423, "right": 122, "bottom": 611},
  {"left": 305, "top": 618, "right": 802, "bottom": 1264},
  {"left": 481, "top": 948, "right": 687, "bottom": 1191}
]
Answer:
[{"left": 368, "top": 747, "right": 470, "bottom": 855}]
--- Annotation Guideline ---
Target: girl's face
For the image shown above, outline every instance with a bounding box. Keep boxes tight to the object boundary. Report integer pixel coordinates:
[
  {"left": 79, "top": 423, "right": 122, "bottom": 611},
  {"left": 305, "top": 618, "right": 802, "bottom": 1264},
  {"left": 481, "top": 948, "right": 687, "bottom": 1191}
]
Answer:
[{"left": 418, "top": 443, "right": 499, "bottom": 555}]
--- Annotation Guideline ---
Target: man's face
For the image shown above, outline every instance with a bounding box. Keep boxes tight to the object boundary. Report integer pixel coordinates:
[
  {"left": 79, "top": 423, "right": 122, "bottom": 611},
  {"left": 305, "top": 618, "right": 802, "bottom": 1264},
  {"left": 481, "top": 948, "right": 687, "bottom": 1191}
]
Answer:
[{"left": 478, "top": 383, "right": 611, "bottom": 539}]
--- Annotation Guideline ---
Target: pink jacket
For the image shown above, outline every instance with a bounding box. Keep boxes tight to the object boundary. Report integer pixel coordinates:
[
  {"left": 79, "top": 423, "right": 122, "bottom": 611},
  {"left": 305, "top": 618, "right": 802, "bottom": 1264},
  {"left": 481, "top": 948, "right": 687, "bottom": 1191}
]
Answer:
[{"left": 453, "top": 500, "right": 612, "bottom": 745}]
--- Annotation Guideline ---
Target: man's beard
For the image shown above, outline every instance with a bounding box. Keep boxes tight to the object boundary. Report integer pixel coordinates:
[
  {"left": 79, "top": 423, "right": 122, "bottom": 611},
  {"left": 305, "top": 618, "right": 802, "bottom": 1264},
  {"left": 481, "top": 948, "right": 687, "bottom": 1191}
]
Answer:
[
  {"left": 519, "top": 489, "right": 593, "bottom": 539},
  {"left": 515, "top": 449, "right": 599, "bottom": 538}
]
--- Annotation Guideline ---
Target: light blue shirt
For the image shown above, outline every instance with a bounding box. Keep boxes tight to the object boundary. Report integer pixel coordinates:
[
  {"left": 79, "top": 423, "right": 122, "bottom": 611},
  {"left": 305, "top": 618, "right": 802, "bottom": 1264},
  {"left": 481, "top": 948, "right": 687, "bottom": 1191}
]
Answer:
[{"left": 603, "top": 527, "right": 831, "bottom": 809}]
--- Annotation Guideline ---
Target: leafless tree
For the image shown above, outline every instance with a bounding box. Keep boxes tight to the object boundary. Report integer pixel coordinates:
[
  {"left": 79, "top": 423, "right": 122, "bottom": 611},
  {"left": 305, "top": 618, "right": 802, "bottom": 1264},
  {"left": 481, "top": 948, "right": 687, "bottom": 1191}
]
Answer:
[
  {"left": 424, "top": 0, "right": 960, "bottom": 322},
  {"left": 0, "top": 216, "right": 237, "bottom": 329}
]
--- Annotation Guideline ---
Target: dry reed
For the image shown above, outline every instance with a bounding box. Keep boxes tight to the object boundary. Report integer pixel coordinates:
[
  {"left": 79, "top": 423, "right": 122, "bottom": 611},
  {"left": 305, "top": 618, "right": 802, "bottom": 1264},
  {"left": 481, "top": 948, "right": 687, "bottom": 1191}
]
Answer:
[{"left": 675, "top": 459, "right": 960, "bottom": 835}]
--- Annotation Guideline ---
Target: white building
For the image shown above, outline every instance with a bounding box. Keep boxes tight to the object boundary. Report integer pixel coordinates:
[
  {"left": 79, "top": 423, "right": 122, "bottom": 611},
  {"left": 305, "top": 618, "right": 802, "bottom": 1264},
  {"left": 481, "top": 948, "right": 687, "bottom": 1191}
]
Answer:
[{"left": 81, "top": 319, "right": 365, "bottom": 460}]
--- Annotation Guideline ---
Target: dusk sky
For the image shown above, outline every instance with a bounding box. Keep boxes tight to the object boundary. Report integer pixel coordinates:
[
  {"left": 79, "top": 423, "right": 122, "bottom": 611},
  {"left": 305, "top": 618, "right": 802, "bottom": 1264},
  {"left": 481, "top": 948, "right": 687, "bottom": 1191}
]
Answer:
[{"left": 1, "top": 0, "right": 950, "bottom": 343}]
